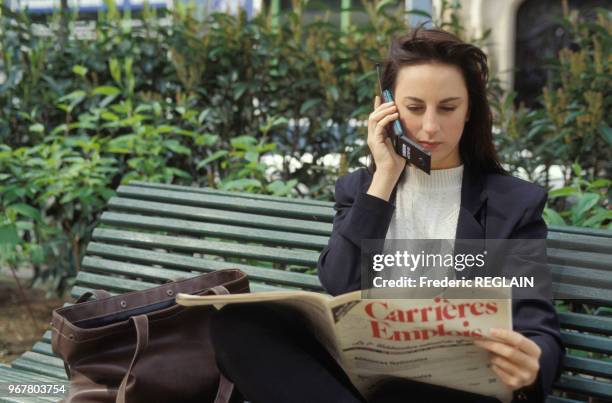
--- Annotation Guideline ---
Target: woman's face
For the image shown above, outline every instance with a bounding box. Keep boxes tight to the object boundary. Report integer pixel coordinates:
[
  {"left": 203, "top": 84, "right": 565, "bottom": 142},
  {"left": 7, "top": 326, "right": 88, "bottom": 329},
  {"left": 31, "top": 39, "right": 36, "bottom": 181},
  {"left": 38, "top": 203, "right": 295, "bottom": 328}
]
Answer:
[{"left": 393, "top": 62, "right": 469, "bottom": 170}]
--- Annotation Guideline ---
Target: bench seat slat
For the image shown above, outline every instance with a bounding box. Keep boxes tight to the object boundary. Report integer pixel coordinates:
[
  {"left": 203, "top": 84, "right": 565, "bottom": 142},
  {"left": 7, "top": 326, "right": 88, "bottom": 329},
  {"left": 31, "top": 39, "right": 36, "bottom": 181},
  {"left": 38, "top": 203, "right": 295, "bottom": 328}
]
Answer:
[
  {"left": 549, "top": 225, "right": 612, "bottom": 238},
  {"left": 547, "top": 232, "right": 612, "bottom": 254},
  {"left": 558, "top": 312, "right": 612, "bottom": 335},
  {"left": 92, "top": 228, "right": 320, "bottom": 267},
  {"left": 32, "top": 343, "right": 56, "bottom": 358},
  {"left": 562, "top": 355, "right": 612, "bottom": 378},
  {"left": 548, "top": 248, "right": 612, "bottom": 271},
  {"left": 551, "top": 265, "right": 612, "bottom": 289},
  {"left": 0, "top": 392, "right": 58, "bottom": 403},
  {"left": 116, "top": 185, "right": 335, "bottom": 222},
  {"left": 0, "top": 364, "right": 65, "bottom": 384},
  {"left": 108, "top": 198, "right": 333, "bottom": 236},
  {"left": 561, "top": 331, "right": 612, "bottom": 354},
  {"left": 76, "top": 271, "right": 153, "bottom": 293},
  {"left": 551, "top": 283, "right": 612, "bottom": 305},
  {"left": 127, "top": 181, "right": 335, "bottom": 208},
  {"left": 100, "top": 212, "right": 329, "bottom": 250},
  {"left": 82, "top": 251, "right": 323, "bottom": 290},
  {"left": 19, "top": 353, "right": 64, "bottom": 370},
  {"left": 553, "top": 374, "right": 612, "bottom": 399},
  {"left": 72, "top": 276, "right": 289, "bottom": 299},
  {"left": 82, "top": 256, "right": 194, "bottom": 282},
  {"left": 11, "top": 358, "right": 67, "bottom": 380}
]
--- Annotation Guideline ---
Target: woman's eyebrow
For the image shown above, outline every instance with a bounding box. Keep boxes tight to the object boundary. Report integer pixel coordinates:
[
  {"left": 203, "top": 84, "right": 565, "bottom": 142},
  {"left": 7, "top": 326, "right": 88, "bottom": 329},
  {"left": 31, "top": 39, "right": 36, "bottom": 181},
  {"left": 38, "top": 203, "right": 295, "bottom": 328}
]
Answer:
[{"left": 402, "top": 96, "right": 462, "bottom": 103}]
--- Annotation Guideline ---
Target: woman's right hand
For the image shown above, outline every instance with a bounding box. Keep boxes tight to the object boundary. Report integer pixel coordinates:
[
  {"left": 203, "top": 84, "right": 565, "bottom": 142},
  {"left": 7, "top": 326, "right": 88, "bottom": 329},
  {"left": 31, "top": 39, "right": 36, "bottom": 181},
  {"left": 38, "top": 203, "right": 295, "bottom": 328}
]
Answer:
[{"left": 366, "top": 96, "right": 406, "bottom": 201}]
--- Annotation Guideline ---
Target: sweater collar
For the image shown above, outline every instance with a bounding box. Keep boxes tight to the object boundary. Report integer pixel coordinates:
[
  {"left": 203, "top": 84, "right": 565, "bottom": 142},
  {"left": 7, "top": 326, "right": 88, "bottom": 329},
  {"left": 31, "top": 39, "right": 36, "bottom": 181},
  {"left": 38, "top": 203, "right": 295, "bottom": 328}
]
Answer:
[{"left": 361, "top": 165, "right": 488, "bottom": 239}]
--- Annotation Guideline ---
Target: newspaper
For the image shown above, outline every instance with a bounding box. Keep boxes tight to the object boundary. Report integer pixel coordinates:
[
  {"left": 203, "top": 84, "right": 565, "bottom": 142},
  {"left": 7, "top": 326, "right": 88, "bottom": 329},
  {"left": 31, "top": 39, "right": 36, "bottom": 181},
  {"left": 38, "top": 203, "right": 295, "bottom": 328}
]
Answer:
[{"left": 177, "top": 288, "right": 513, "bottom": 402}]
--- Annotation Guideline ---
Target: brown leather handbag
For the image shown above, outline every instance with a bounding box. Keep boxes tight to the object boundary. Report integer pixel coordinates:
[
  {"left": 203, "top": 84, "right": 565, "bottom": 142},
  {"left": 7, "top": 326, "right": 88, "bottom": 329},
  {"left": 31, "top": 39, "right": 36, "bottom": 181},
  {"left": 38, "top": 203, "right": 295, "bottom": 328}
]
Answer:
[{"left": 51, "top": 269, "right": 249, "bottom": 403}]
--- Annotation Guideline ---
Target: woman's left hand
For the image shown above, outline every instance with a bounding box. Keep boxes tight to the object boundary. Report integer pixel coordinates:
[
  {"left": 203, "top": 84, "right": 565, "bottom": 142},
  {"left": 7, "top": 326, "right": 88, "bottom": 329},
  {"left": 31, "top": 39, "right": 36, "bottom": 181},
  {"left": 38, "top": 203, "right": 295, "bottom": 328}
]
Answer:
[{"left": 473, "top": 328, "right": 541, "bottom": 391}]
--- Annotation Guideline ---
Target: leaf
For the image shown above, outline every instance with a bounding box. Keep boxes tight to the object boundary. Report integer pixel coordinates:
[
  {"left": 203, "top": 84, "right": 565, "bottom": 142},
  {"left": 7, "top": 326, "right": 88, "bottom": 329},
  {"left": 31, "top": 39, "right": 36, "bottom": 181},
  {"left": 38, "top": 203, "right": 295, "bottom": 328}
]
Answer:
[
  {"left": 0, "top": 224, "right": 20, "bottom": 245},
  {"left": 269, "top": 116, "right": 289, "bottom": 129},
  {"left": 196, "top": 150, "right": 229, "bottom": 169},
  {"left": 267, "top": 179, "right": 297, "bottom": 196},
  {"left": 581, "top": 209, "right": 612, "bottom": 228},
  {"left": 221, "top": 178, "right": 262, "bottom": 191},
  {"left": 157, "top": 125, "right": 176, "bottom": 134},
  {"left": 328, "top": 86, "right": 339, "bottom": 102},
  {"left": 233, "top": 82, "right": 248, "bottom": 101},
  {"left": 93, "top": 86, "right": 121, "bottom": 96},
  {"left": 571, "top": 193, "right": 600, "bottom": 220},
  {"left": 543, "top": 208, "right": 566, "bottom": 226},
  {"left": 163, "top": 140, "right": 191, "bottom": 155},
  {"left": 29, "top": 244, "right": 45, "bottom": 265},
  {"left": 58, "top": 90, "right": 87, "bottom": 103},
  {"left": 29, "top": 123, "right": 44, "bottom": 133},
  {"left": 548, "top": 187, "right": 577, "bottom": 198},
  {"left": 165, "top": 167, "right": 192, "bottom": 179},
  {"left": 300, "top": 99, "right": 322, "bottom": 115},
  {"left": 73, "top": 65, "right": 88, "bottom": 77},
  {"left": 101, "top": 111, "right": 119, "bottom": 121},
  {"left": 245, "top": 151, "right": 259, "bottom": 163},
  {"left": 587, "top": 178, "right": 611, "bottom": 190},
  {"left": 194, "top": 133, "right": 219, "bottom": 147},
  {"left": 109, "top": 58, "right": 121, "bottom": 84},
  {"left": 60, "top": 192, "right": 78, "bottom": 204},
  {"left": 9, "top": 203, "right": 42, "bottom": 222},
  {"left": 231, "top": 135, "right": 257, "bottom": 150},
  {"left": 600, "top": 125, "right": 612, "bottom": 145}
]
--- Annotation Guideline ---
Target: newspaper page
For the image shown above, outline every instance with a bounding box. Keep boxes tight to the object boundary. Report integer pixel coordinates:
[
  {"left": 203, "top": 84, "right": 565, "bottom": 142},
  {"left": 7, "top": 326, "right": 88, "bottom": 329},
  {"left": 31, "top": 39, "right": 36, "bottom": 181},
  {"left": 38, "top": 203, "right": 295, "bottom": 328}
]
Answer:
[{"left": 329, "top": 288, "right": 513, "bottom": 402}]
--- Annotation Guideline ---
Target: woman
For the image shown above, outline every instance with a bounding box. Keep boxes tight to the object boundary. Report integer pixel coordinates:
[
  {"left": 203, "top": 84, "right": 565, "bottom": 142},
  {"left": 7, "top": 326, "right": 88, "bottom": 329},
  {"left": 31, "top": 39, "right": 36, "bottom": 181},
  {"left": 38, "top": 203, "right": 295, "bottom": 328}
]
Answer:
[{"left": 211, "top": 27, "right": 563, "bottom": 403}]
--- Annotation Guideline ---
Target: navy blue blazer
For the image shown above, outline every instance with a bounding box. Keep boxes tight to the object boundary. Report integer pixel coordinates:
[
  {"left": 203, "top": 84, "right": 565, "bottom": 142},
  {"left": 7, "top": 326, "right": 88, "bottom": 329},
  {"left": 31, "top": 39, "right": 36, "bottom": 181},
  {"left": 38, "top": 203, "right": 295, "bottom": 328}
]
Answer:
[{"left": 317, "top": 167, "right": 564, "bottom": 402}]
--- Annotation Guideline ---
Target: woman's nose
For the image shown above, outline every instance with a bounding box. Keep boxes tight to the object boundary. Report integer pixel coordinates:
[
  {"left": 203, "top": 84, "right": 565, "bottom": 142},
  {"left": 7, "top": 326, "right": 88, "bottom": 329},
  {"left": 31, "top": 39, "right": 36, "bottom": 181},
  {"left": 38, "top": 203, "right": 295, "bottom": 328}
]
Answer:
[{"left": 422, "top": 111, "right": 440, "bottom": 134}]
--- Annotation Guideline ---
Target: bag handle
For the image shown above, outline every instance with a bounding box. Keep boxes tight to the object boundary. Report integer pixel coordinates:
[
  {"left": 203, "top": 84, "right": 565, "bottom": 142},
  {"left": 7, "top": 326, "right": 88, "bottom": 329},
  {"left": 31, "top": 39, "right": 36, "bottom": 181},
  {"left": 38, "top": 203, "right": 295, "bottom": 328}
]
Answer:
[
  {"left": 209, "top": 285, "right": 234, "bottom": 403},
  {"left": 116, "top": 315, "right": 149, "bottom": 403},
  {"left": 75, "top": 289, "right": 112, "bottom": 303}
]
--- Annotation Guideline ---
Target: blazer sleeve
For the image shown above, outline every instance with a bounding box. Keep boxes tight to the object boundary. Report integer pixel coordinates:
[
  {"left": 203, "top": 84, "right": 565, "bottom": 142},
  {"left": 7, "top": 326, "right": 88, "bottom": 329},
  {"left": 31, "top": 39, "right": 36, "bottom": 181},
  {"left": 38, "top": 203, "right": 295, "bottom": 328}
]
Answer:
[
  {"left": 317, "top": 172, "right": 395, "bottom": 296},
  {"left": 509, "top": 187, "right": 565, "bottom": 402}
]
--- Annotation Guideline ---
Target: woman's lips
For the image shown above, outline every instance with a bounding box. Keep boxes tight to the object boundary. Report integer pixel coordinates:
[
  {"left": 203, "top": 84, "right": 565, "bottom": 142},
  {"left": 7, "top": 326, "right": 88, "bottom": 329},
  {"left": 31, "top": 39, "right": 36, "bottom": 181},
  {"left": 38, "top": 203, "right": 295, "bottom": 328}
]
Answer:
[{"left": 418, "top": 141, "right": 441, "bottom": 151}]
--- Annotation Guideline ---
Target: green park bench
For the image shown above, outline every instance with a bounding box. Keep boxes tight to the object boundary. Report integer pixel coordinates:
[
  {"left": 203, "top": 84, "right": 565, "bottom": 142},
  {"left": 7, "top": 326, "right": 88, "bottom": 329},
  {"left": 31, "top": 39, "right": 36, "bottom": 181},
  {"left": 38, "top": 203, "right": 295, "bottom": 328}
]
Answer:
[{"left": 0, "top": 180, "right": 610, "bottom": 402}]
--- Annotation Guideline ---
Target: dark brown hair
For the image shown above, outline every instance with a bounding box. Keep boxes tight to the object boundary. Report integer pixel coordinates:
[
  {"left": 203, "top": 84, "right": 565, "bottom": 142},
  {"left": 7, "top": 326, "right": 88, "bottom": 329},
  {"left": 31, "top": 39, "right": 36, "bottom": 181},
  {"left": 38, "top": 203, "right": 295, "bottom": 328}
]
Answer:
[{"left": 371, "top": 26, "right": 507, "bottom": 177}]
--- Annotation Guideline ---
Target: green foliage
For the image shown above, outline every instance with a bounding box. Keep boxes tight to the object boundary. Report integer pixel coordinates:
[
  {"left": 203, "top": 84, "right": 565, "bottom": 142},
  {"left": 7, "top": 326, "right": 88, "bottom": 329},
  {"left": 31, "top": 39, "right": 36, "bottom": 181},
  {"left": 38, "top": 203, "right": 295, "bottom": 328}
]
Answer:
[
  {"left": 544, "top": 163, "right": 611, "bottom": 229},
  {"left": 0, "top": 135, "right": 118, "bottom": 292},
  {"left": 493, "top": 7, "right": 611, "bottom": 187},
  {"left": 492, "top": 7, "right": 610, "bottom": 229}
]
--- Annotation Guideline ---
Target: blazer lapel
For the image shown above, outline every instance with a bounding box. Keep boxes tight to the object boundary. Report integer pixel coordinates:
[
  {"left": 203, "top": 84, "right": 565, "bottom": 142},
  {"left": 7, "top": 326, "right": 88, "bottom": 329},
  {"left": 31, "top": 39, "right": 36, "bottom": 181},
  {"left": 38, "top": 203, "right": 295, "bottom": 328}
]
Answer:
[{"left": 455, "top": 168, "right": 487, "bottom": 239}]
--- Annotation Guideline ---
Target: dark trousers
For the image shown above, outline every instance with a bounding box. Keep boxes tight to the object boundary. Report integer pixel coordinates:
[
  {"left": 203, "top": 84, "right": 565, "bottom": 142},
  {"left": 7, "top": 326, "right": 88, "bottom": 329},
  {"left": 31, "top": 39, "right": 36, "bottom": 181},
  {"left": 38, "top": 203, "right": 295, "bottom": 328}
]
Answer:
[{"left": 210, "top": 303, "right": 502, "bottom": 403}]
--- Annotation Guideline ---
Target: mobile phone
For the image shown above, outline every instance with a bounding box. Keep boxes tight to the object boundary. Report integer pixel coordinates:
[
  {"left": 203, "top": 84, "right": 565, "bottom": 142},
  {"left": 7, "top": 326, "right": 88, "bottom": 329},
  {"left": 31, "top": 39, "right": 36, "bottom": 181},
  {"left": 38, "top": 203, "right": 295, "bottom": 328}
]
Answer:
[{"left": 376, "top": 64, "right": 431, "bottom": 174}]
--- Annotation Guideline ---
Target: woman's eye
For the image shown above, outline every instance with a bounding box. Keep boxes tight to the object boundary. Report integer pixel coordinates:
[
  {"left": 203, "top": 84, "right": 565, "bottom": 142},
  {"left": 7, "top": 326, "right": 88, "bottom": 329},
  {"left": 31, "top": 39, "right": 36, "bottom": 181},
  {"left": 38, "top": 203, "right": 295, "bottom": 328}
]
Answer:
[
  {"left": 407, "top": 107, "right": 423, "bottom": 112},
  {"left": 440, "top": 107, "right": 457, "bottom": 112}
]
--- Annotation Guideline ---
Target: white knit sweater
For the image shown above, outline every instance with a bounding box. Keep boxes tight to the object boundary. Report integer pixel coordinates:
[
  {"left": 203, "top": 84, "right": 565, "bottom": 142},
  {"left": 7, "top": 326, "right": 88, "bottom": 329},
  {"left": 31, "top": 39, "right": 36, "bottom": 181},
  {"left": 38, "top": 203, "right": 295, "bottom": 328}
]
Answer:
[{"left": 385, "top": 163, "right": 464, "bottom": 240}]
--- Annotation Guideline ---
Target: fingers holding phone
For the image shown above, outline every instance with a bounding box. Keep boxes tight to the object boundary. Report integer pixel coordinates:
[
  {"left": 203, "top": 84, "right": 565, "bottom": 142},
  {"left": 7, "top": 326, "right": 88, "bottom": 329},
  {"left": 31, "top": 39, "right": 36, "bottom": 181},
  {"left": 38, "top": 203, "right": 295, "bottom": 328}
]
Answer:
[{"left": 367, "top": 95, "right": 406, "bottom": 179}]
